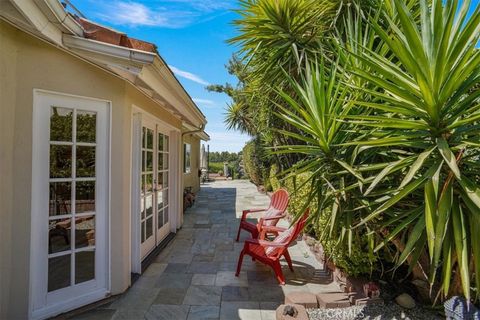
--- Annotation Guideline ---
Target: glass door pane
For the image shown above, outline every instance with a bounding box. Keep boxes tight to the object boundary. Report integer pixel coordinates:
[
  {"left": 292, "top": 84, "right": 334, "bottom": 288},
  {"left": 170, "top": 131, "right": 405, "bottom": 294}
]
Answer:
[
  {"left": 140, "top": 121, "right": 170, "bottom": 260},
  {"left": 156, "top": 129, "right": 169, "bottom": 242},
  {"left": 141, "top": 127, "right": 156, "bottom": 244},
  {"left": 48, "top": 107, "right": 97, "bottom": 292},
  {"left": 140, "top": 124, "right": 157, "bottom": 259}
]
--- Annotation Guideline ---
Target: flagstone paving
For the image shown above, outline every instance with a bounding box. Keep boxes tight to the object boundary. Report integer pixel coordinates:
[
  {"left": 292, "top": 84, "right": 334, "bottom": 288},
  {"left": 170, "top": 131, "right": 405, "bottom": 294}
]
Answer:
[{"left": 70, "top": 180, "right": 339, "bottom": 320}]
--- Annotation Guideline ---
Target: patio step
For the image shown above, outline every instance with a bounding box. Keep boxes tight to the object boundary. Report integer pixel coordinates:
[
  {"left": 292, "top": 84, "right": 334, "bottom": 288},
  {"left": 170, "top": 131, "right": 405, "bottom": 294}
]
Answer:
[
  {"left": 284, "top": 292, "right": 318, "bottom": 308},
  {"left": 316, "top": 292, "right": 352, "bottom": 309}
]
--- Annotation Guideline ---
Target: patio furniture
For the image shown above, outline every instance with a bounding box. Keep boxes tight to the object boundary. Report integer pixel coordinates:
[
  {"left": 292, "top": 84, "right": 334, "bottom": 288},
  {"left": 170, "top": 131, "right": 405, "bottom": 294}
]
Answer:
[
  {"left": 235, "top": 188, "right": 289, "bottom": 241},
  {"left": 235, "top": 209, "right": 309, "bottom": 285}
]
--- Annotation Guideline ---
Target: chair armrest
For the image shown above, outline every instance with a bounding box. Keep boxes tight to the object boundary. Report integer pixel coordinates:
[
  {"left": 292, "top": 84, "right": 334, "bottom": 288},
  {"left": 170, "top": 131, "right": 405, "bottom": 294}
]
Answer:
[
  {"left": 262, "top": 214, "right": 286, "bottom": 221},
  {"left": 244, "top": 208, "right": 267, "bottom": 214},
  {"left": 258, "top": 240, "right": 287, "bottom": 247},
  {"left": 258, "top": 224, "right": 286, "bottom": 240},
  {"left": 241, "top": 208, "right": 267, "bottom": 220},
  {"left": 244, "top": 238, "right": 260, "bottom": 245},
  {"left": 260, "top": 225, "right": 286, "bottom": 233},
  {"left": 244, "top": 238, "right": 286, "bottom": 249}
]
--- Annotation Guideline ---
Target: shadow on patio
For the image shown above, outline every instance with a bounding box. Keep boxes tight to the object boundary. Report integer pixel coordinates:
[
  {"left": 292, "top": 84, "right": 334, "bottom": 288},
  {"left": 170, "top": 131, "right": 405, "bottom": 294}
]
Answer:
[{"left": 69, "top": 180, "right": 338, "bottom": 320}]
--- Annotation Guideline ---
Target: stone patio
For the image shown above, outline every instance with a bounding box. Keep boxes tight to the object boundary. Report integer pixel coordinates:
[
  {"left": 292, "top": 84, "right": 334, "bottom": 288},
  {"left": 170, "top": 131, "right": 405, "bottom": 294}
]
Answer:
[{"left": 69, "top": 180, "right": 339, "bottom": 320}]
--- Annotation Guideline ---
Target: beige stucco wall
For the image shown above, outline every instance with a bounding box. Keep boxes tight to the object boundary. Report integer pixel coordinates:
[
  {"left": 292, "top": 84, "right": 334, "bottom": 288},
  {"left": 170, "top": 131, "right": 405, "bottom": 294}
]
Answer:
[
  {"left": 0, "top": 19, "right": 17, "bottom": 320},
  {"left": 0, "top": 20, "right": 182, "bottom": 319},
  {"left": 183, "top": 134, "right": 201, "bottom": 193}
]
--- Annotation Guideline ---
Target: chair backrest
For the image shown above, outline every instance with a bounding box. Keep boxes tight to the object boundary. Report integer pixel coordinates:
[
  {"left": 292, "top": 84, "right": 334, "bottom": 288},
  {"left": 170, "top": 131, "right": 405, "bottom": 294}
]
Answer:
[
  {"left": 269, "top": 188, "right": 289, "bottom": 212},
  {"left": 265, "top": 208, "right": 310, "bottom": 257},
  {"left": 263, "top": 189, "right": 290, "bottom": 226},
  {"left": 286, "top": 208, "right": 309, "bottom": 246}
]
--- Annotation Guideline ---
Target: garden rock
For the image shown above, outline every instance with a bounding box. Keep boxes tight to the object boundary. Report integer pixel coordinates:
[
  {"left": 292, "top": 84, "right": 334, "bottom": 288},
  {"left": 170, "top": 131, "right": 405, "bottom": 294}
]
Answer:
[
  {"left": 395, "top": 293, "right": 416, "bottom": 309},
  {"left": 276, "top": 304, "right": 308, "bottom": 320}
]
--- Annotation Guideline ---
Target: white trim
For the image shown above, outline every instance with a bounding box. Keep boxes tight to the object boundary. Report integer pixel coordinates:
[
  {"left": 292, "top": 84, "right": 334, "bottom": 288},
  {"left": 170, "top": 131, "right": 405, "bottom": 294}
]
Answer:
[
  {"left": 132, "top": 105, "right": 181, "bottom": 133},
  {"left": 30, "top": 89, "right": 111, "bottom": 319},
  {"left": 106, "top": 95, "right": 112, "bottom": 296},
  {"left": 38, "top": 0, "right": 84, "bottom": 35},
  {"left": 169, "top": 131, "right": 183, "bottom": 230},
  {"left": 130, "top": 113, "right": 142, "bottom": 274},
  {"left": 33, "top": 89, "right": 113, "bottom": 104},
  {"left": 32, "top": 289, "right": 108, "bottom": 320},
  {"left": 130, "top": 107, "right": 181, "bottom": 270},
  {"left": 63, "top": 35, "right": 156, "bottom": 65}
]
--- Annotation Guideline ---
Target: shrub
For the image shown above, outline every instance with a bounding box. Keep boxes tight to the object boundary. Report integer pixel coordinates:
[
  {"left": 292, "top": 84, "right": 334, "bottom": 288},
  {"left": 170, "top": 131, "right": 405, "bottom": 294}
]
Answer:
[
  {"left": 209, "top": 161, "right": 223, "bottom": 173},
  {"left": 218, "top": 170, "right": 224, "bottom": 176},
  {"left": 284, "top": 171, "right": 377, "bottom": 277},
  {"left": 242, "top": 139, "right": 265, "bottom": 186},
  {"left": 263, "top": 169, "right": 273, "bottom": 192},
  {"left": 321, "top": 239, "right": 378, "bottom": 277},
  {"left": 284, "top": 172, "right": 318, "bottom": 216},
  {"left": 270, "top": 164, "right": 281, "bottom": 191}
]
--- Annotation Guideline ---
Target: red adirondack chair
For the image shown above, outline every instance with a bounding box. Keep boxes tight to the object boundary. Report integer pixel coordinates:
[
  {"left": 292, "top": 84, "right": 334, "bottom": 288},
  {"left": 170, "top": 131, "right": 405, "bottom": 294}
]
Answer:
[
  {"left": 235, "top": 188, "right": 289, "bottom": 242},
  {"left": 235, "top": 209, "right": 310, "bottom": 285}
]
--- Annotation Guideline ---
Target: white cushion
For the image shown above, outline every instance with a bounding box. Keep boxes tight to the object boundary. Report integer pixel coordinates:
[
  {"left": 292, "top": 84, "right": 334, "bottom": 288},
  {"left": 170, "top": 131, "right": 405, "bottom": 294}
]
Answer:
[{"left": 265, "top": 226, "right": 293, "bottom": 256}]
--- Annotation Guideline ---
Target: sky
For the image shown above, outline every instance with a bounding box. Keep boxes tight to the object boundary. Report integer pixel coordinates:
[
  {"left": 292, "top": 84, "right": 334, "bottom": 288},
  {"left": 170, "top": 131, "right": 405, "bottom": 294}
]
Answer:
[{"left": 68, "top": 0, "right": 249, "bottom": 152}]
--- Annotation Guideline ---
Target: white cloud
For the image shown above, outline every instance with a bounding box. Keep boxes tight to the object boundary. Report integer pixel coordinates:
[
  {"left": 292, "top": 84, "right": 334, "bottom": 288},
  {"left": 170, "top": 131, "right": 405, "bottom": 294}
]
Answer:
[
  {"left": 94, "top": 1, "right": 196, "bottom": 28},
  {"left": 193, "top": 98, "right": 216, "bottom": 108},
  {"left": 169, "top": 65, "right": 210, "bottom": 86},
  {"left": 91, "top": 0, "right": 234, "bottom": 28},
  {"left": 162, "top": 0, "right": 233, "bottom": 12}
]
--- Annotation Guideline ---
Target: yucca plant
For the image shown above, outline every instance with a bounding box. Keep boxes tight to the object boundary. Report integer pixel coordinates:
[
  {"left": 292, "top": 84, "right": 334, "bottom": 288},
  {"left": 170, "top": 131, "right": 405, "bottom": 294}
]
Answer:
[
  {"left": 347, "top": 0, "right": 480, "bottom": 301},
  {"left": 271, "top": 59, "right": 385, "bottom": 264},
  {"left": 230, "top": 0, "right": 333, "bottom": 87}
]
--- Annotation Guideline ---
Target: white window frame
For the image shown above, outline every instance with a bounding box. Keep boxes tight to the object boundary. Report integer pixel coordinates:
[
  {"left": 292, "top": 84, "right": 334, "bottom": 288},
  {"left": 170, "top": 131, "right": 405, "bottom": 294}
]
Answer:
[{"left": 29, "top": 90, "right": 111, "bottom": 320}]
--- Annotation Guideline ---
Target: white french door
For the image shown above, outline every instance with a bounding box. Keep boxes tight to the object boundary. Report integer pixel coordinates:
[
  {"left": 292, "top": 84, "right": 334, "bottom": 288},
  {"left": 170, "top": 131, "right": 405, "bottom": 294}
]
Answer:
[
  {"left": 30, "top": 91, "right": 109, "bottom": 320},
  {"left": 140, "top": 117, "right": 170, "bottom": 260}
]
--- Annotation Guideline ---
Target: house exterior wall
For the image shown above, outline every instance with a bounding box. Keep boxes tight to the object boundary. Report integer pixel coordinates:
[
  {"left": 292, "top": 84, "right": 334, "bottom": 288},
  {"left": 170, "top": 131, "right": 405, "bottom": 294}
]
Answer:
[
  {"left": 0, "top": 20, "right": 183, "bottom": 319},
  {"left": 0, "top": 19, "right": 17, "bottom": 320},
  {"left": 183, "top": 134, "right": 201, "bottom": 193}
]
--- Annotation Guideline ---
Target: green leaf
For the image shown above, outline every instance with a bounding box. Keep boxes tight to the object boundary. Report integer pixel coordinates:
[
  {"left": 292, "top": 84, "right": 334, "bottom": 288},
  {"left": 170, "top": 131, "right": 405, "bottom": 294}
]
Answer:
[
  {"left": 430, "top": 181, "right": 453, "bottom": 286},
  {"left": 365, "top": 159, "right": 409, "bottom": 196},
  {"left": 452, "top": 202, "right": 470, "bottom": 301},
  {"left": 424, "top": 180, "right": 437, "bottom": 260},
  {"left": 397, "top": 218, "right": 426, "bottom": 266},
  {"left": 441, "top": 227, "right": 453, "bottom": 298},
  {"left": 469, "top": 210, "right": 480, "bottom": 302},
  {"left": 457, "top": 175, "right": 480, "bottom": 208},
  {"left": 437, "top": 138, "right": 461, "bottom": 179},
  {"left": 335, "top": 159, "right": 365, "bottom": 183},
  {"left": 357, "top": 163, "right": 440, "bottom": 226},
  {"left": 400, "top": 148, "right": 435, "bottom": 188}
]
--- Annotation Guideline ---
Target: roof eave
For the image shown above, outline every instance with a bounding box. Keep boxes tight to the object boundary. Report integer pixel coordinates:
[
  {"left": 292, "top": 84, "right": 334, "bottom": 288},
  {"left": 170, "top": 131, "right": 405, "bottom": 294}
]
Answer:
[{"left": 62, "top": 35, "right": 207, "bottom": 128}]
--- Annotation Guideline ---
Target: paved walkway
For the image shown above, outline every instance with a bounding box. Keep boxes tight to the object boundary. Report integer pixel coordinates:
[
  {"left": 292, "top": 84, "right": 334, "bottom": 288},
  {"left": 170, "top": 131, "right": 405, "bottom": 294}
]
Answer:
[{"left": 72, "top": 180, "right": 338, "bottom": 320}]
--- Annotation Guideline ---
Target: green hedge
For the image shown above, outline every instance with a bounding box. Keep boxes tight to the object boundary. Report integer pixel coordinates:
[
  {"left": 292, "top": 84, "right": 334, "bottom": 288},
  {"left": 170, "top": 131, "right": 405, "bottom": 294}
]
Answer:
[
  {"left": 209, "top": 162, "right": 224, "bottom": 173},
  {"left": 270, "top": 164, "right": 281, "bottom": 191},
  {"left": 242, "top": 139, "right": 265, "bottom": 186}
]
